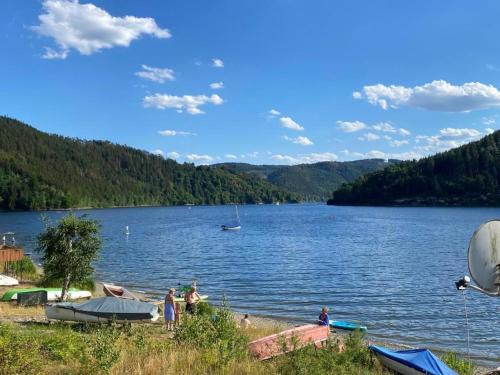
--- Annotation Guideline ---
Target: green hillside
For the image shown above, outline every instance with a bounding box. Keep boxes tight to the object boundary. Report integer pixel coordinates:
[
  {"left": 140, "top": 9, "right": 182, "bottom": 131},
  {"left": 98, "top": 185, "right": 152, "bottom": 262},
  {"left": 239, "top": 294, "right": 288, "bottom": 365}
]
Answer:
[
  {"left": 0, "top": 116, "right": 300, "bottom": 210},
  {"left": 215, "top": 160, "right": 396, "bottom": 200},
  {"left": 328, "top": 131, "right": 500, "bottom": 206}
]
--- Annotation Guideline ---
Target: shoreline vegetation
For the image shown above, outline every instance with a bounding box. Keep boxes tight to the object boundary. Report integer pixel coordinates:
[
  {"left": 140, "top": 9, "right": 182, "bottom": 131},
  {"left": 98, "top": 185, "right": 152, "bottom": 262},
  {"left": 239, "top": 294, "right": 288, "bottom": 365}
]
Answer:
[
  {"left": 328, "top": 130, "right": 500, "bottom": 207},
  {"left": 0, "top": 116, "right": 300, "bottom": 211},
  {"left": 0, "top": 279, "right": 490, "bottom": 375}
]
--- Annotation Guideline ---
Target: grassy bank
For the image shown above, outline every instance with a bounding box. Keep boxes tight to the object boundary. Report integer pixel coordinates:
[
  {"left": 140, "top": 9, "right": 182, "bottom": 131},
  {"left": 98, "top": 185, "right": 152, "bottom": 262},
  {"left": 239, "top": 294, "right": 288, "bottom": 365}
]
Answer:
[{"left": 0, "top": 298, "right": 477, "bottom": 375}]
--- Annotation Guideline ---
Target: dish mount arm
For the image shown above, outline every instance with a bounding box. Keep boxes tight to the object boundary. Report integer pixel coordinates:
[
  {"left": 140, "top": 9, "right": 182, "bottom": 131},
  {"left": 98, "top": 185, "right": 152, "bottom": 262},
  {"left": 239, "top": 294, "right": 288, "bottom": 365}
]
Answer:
[{"left": 456, "top": 264, "right": 500, "bottom": 297}]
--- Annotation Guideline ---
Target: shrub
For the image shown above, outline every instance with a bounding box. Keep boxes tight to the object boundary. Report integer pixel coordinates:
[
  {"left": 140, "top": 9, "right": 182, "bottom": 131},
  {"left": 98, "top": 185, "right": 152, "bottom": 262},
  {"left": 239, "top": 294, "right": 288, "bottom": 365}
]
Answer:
[
  {"left": 82, "top": 323, "right": 122, "bottom": 374},
  {"left": 173, "top": 299, "right": 249, "bottom": 371},
  {"left": 11, "top": 257, "right": 38, "bottom": 282},
  {"left": 0, "top": 325, "right": 43, "bottom": 375},
  {"left": 441, "top": 352, "right": 475, "bottom": 375},
  {"left": 274, "top": 331, "right": 387, "bottom": 375}
]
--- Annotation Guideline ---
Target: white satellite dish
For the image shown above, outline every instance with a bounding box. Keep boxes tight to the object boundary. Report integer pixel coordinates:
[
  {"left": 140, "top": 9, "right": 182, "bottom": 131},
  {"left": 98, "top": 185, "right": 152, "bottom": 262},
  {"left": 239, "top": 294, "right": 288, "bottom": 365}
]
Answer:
[{"left": 457, "top": 220, "right": 500, "bottom": 296}]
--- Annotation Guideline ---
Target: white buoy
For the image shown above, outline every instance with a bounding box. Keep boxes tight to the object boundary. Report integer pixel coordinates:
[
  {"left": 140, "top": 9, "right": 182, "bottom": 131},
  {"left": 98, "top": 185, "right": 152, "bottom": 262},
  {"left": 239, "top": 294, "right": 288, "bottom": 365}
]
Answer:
[{"left": 125, "top": 225, "right": 130, "bottom": 235}]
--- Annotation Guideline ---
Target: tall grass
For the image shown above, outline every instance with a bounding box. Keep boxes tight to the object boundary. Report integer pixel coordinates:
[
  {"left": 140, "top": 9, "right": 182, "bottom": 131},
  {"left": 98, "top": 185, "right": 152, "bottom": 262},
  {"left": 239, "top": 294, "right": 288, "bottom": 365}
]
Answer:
[{"left": 0, "top": 300, "right": 479, "bottom": 375}]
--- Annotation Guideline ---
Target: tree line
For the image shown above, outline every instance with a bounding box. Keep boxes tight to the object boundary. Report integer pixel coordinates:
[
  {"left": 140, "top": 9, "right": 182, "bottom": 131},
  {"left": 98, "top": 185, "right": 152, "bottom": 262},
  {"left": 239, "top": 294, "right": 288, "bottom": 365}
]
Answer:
[
  {"left": 0, "top": 116, "right": 300, "bottom": 210},
  {"left": 328, "top": 131, "right": 500, "bottom": 206}
]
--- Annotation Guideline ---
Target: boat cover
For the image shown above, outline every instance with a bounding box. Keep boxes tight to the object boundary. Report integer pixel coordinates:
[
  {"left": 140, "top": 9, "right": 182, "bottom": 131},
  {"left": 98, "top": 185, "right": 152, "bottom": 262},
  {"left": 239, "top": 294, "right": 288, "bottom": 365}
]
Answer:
[
  {"left": 56, "top": 297, "right": 158, "bottom": 320},
  {"left": 369, "top": 346, "right": 458, "bottom": 375}
]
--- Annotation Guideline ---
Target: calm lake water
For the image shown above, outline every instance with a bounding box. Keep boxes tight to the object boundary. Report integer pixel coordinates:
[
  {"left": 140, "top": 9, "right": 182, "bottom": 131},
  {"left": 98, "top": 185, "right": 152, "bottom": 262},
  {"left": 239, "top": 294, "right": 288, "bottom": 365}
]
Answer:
[{"left": 2, "top": 205, "right": 499, "bottom": 366}]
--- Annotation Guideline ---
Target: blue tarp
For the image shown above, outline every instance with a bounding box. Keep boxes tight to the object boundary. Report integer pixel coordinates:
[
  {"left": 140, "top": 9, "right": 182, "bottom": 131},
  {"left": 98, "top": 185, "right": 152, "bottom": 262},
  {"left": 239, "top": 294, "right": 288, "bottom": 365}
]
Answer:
[{"left": 369, "top": 346, "right": 458, "bottom": 375}]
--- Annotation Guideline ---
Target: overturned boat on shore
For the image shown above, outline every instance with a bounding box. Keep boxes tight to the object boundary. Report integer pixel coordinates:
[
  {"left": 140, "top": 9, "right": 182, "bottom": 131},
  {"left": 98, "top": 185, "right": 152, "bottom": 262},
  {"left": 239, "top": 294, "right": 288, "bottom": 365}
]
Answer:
[
  {"left": 103, "top": 283, "right": 138, "bottom": 300},
  {"left": 370, "top": 346, "right": 457, "bottom": 375},
  {"left": 0, "top": 274, "right": 18, "bottom": 286},
  {"left": 1, "top": 287, "right": 91, "bottom": 301},
  {"left": 249, "top": 324, "right": 329, "bottom": 360},
  {"left": 45, "top": 296, "right": 159, "bottom": 323}
]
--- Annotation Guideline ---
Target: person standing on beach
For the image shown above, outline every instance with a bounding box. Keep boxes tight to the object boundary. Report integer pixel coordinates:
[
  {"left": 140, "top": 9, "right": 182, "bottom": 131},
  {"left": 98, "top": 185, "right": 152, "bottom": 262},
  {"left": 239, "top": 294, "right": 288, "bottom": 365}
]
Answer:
[
  {"left": 164, "top": 288, "right": 176, "bottom": 330},
  {"left": 240, "top": 314, "right": 251, "bottom": 329},
  {"left": 318, "top": 306, "right": 330, "bottom": 326},
  {"left": 184, "top": 286, "right": 201, "bottom": 315}
]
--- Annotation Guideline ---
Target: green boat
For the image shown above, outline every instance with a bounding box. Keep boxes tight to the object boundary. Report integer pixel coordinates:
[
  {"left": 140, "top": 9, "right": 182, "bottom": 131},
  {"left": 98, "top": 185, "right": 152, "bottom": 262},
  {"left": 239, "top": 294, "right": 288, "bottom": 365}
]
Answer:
[
  {"left": 1, "top": 288, "right": 92, "bottom": 301},
  {"left": 173, "top": 294, "right": 209, "bottom": 304}
]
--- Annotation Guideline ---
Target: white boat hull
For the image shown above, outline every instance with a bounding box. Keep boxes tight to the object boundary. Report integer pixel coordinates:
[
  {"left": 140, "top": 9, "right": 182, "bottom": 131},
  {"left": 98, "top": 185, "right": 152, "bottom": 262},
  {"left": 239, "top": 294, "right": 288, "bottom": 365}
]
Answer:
[
  {"left": 44, "top": 304, "right": 160, "bottom": 323},
  {"left": 374, "top": 353, "right": 425, "bottom": 375},
  {"left": 10, "top": 290, "right": 92, "bottom": 301},
  {"left": 0, "top": 275, "right": 19, "bottom": 286},
  {"left": 222, "top": 226, "right": 240, "bottom": 231}
]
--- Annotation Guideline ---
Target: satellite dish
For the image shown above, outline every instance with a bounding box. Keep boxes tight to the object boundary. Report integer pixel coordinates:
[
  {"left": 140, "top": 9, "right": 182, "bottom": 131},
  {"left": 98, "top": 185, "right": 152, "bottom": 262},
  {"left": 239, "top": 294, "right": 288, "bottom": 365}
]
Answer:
[{"left": 467, "top": 220, "right": 500, "bottom": 295}]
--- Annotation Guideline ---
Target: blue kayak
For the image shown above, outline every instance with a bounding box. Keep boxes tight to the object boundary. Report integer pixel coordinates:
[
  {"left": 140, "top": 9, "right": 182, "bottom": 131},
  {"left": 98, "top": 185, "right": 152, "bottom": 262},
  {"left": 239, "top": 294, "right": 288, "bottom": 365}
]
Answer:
[{"left": 329, "top": 320, "right": 367, "bottom": 332}]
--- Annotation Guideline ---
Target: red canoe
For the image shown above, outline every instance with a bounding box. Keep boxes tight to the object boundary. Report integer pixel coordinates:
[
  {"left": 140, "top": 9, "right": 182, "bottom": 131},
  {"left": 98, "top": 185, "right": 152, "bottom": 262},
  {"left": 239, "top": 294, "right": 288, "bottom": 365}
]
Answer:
[
  {"left": 102, "top": 283, "right": 138, "bottom": 300},
  {"left": 249, "top": 324, "right": 329, "bottom": 360}
]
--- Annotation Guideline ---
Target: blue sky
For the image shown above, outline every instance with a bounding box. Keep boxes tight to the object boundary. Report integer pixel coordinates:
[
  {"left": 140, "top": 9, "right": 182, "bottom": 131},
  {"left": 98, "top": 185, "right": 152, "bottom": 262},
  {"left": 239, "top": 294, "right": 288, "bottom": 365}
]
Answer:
[{"left": 2, "top": 0, "right": 500, "bottom": 165}]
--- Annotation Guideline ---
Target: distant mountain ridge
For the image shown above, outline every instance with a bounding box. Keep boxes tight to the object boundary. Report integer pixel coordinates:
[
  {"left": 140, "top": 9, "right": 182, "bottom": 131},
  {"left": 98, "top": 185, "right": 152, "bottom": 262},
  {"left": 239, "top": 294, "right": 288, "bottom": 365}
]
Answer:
[
  {"left": 0, "top": 116, "right": 299, "bottom": 210},
  {"left": 214, "top": 159, "right": 398, "bottom": 200},
  {"left": 328, "top": 131, "right": 500, "bottom": 206}
]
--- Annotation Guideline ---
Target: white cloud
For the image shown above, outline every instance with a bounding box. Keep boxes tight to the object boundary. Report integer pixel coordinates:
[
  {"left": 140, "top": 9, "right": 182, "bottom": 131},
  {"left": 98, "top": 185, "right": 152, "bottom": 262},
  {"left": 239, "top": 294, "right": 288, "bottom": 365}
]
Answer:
[
  {"left": 389, "top": 140, "right": 409, "bottom": 147},
  {"left": 354, "top": 80, "right": 500, "bottom": 112},
  {"left": 143, "top": 93, "right": 223, "bottom": 114},
  {"left": 372, "top": 122, "right": 396, "bottom": 133},
  {"left": 42, "top": 46, "right": 69, "bottom": 59},
  {"left": 209, "top": 81, "right": 224, "bottom": 89},
  {"left": 280, "top": 117, "right": 304, "bottom": 131},
  {"left": 369, "top": 122, "right": 410, "bottom": 136},
  {"left": 336, "top": 120, "right": 367, "bottom": 133},
  {"left": 136, "top": 65, "right": 174, "bottom": 83},
  {"left": 185, "top": 154, "right": 214, "bottom": 164},
  {"left": 284, "top": 135, "right": 314, "bottom": 146},
  {"left": 342, "top": 149, "right": 422, "bottom": 161},
  {"left": 271, "top": 152, "right": 338, "bottom": 165},
  {"left": 485, "top": 128, "right": 495, "bottom": 135},
  {"left": 358, "top": 132, "right": 380, "bottom": 141},
  {"left": 482, "top": 116, "right": 496, "bottom": 126},
  {"left": 341, "top": 149, "right": 365, "bottom": 158},
  {"left": 151, "top": 149, "right": 164, "bottom": 156},
  {"left": 33, "top": 0, "right": 170, "bottom": 58},
  {"left": 212, "top": 58, "right": 224, "bottom": 68},
  {"left": 399, "top": 128, "right": 411, "bottom": 136},
  {"left": 413, "top": 127, "right": 488, "bottom": 156},
  {"left": 224, "top": 154, "right": 237, "bottom": 159},
  {"left": 158, "top": 130, "right": 196, "bottom": 137},
  {"left": 383, "top": 135, "right": 393, "bottom": 141},
  {"left": 439, "top": 127, "right": 481, "bottom": 138},
  {"left": 268, "top": 109, "right": 281, "bottom": 117},
  {"left": 166, "top": 151, "right": 180, "bottom": 159},
  {"left": 366, "top": 150, "right": 386, "bottom": 159}
]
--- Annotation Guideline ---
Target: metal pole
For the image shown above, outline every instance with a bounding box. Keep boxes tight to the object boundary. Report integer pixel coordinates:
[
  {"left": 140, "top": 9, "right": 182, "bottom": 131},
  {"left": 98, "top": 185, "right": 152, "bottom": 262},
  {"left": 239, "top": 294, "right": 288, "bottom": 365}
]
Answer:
[{"left": 461, "top": 289, "right": 471, "bottom": 365}]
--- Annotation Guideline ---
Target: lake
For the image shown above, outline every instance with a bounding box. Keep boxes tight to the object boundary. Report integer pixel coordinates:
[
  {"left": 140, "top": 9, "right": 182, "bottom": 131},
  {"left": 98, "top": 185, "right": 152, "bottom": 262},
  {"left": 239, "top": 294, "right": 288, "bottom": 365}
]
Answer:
[{"left": 2, "top": 204, "right": 499, "bottom": 366}]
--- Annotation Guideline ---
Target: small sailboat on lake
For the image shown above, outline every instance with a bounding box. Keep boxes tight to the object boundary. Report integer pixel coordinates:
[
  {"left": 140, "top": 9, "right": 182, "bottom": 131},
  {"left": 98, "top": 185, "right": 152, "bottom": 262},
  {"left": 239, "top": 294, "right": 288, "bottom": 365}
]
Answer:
[{"left": 221, "top": 205, "right": 241, "bottom": 231}]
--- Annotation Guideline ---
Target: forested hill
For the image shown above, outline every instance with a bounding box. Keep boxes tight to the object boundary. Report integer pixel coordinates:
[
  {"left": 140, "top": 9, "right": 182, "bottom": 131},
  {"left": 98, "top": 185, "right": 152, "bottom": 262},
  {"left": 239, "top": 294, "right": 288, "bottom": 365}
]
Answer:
[
  {"left": 328, "top": 131, "right": 500, "bottom": 206},
  {"left": 0, "top": 116, "right": 299, "bottom": 210},
  {"left": 214, "top": 160, "right": 397, "bottom": 200}
]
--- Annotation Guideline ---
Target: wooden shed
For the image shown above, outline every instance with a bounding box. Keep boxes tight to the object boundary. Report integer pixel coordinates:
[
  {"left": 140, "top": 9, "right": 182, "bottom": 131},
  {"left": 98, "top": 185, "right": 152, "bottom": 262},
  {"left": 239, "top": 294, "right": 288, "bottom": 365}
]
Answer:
[{"left": 0, "top": 246, "right": 24, "bottom": 262}]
